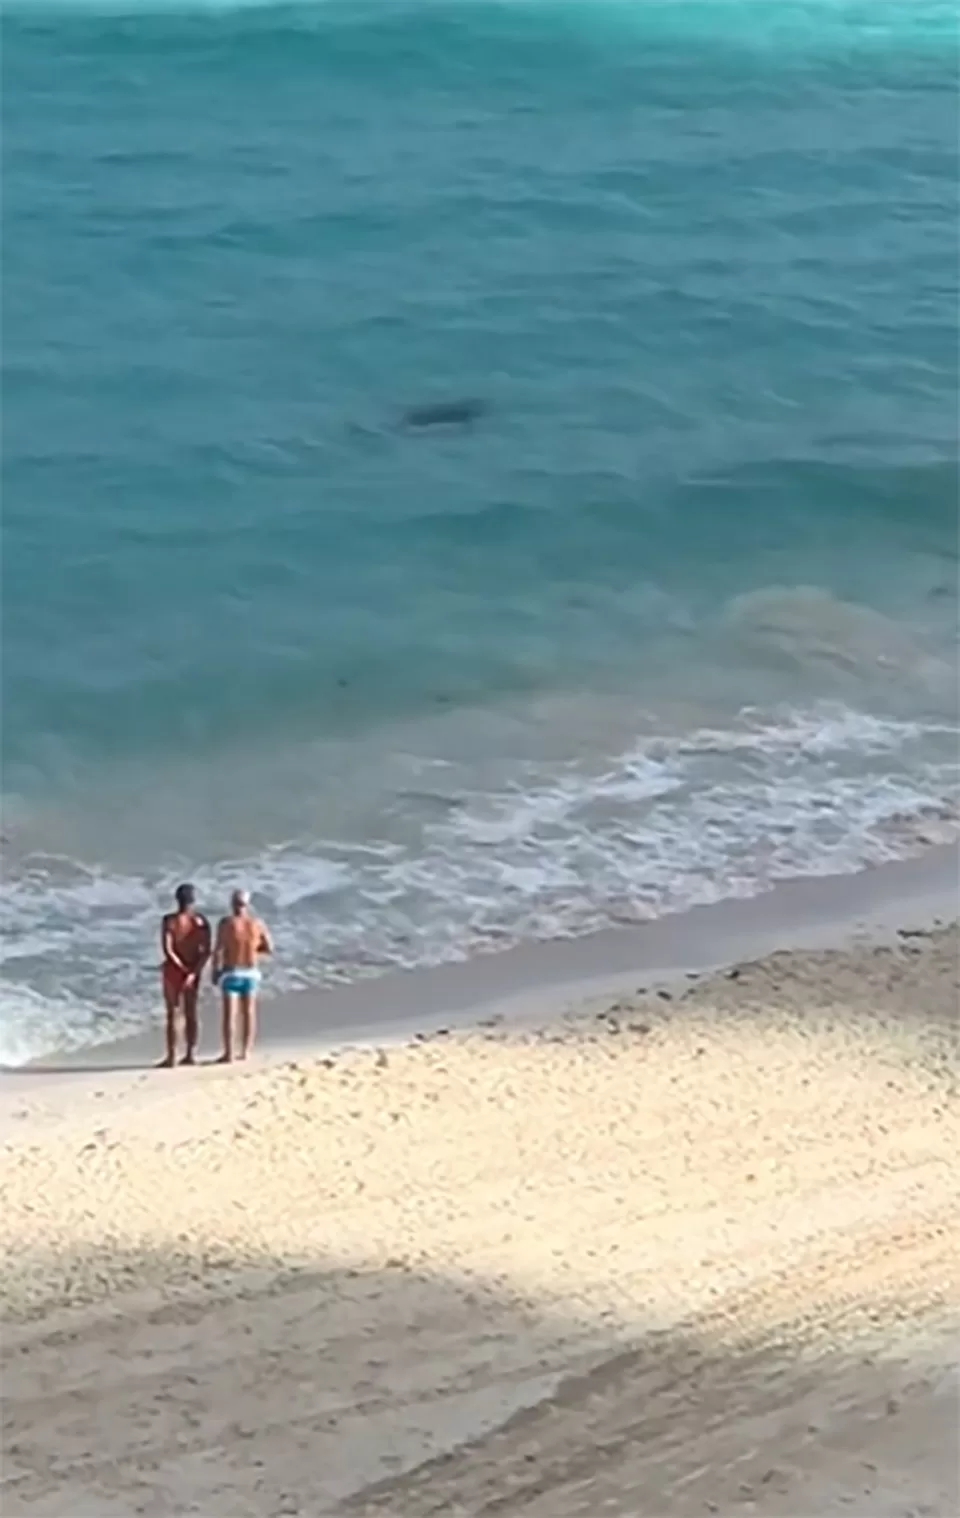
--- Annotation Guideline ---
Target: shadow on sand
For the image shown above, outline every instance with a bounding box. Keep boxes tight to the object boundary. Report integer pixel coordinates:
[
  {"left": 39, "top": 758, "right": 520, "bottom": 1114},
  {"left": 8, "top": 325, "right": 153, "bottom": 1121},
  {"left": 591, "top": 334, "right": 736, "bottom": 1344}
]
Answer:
[
  {"left": 1, "top": 1057, "right": 236, "bottom": 1077},
  {"left": 4, "top": 1238, "right": 956, "bottom": 1517}
]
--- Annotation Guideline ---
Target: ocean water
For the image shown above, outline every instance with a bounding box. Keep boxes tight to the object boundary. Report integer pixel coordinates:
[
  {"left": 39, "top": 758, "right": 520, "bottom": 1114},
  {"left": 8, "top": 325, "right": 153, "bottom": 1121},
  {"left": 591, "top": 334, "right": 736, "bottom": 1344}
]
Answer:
[{"left": 1, "top": 0, "right": 957, "bottom": 1063}]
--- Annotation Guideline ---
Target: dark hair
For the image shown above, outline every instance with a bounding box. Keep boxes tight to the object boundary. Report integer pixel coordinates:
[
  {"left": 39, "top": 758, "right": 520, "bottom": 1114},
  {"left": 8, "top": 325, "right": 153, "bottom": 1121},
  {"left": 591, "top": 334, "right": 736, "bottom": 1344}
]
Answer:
[{"left": 175, "top": 883, "right": 196, "bottom": 910}]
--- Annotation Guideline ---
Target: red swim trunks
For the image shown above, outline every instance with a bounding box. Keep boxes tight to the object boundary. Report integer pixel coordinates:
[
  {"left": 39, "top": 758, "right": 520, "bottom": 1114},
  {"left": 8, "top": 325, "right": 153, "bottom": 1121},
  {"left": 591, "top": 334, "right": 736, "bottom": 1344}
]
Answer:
[{"left": 162, "top": 963, "right": 196, "bottom": 999}]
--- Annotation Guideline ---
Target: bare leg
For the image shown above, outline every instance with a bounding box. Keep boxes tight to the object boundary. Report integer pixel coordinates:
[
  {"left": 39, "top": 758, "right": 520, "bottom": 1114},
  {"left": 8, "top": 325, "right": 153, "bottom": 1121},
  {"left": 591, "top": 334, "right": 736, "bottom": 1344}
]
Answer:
[
  {"left": 239, "top": 991, "right": 257, "bottom": 1061},
  {"left": 158, "top": 988, "right": 179, "bottom": 1068},
  {"left": 181, "top": 983, "right": 200, "bottom": 1066},
  {"left": 219, "top": 992, "right": 235, "bottom": 1063}
]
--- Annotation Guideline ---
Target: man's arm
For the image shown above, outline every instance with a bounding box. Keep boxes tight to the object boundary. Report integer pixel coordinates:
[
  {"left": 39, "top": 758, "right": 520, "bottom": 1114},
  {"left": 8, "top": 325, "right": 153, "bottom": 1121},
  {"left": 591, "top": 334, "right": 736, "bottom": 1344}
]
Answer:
[
  {"left": 257, "top": 919, "right": 273, "bottom": 956},
  {"left": 211, "top": 919, "right": 224, "bottom": 982},
  {"left": 194, "top": 916, "right": 213, "bottom": 980}
]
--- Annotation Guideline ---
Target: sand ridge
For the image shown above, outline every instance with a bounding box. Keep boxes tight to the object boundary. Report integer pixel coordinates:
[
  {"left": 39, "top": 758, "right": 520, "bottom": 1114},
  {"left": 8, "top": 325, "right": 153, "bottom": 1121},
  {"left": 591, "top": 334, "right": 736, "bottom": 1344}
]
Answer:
[{"left": 2, "top": 927, "right": 958, "bottom": 1515}]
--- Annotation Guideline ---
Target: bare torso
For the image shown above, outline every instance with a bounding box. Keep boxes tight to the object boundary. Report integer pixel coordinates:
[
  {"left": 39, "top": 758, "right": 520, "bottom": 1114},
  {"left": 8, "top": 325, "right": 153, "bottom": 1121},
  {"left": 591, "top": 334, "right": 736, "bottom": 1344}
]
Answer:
[
  {"left": 216, "top": 914, "right": 270, "bottom": 970},
  {"left": 162, "top": 911, "right": 210, "bottom": 972}
]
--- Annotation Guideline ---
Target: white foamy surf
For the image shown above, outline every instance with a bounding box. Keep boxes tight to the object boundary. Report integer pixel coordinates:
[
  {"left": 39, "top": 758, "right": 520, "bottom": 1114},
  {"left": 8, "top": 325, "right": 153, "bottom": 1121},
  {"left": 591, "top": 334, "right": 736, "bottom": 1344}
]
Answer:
[{"left": 2, "top": 701, "right": 956, "bottom": 1065}]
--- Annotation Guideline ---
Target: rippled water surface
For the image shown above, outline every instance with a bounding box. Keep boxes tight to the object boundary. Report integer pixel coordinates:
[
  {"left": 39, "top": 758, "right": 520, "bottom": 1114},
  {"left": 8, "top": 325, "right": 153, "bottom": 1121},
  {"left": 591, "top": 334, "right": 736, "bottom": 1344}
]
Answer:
[{"left": 2, "top": 0, "right": 957, "bottom": 1060}]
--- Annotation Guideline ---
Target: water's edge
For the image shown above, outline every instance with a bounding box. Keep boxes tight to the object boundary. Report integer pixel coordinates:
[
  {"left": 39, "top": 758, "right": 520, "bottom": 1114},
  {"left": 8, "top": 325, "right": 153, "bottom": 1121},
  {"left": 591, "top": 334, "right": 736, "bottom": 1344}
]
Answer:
[{"left": 10, "top": 843, "right": 955, "bottom": 1079}]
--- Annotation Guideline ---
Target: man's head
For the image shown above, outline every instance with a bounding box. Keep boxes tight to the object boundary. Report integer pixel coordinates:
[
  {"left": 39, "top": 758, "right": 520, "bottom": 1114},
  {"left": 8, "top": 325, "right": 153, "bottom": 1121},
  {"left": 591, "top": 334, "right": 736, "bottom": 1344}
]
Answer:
[
  {"left": 175, "top": 883, "right": 196, "bottom": 912},
  {"left": 231, "top": 888, "right": 250, "bottom": 915}
]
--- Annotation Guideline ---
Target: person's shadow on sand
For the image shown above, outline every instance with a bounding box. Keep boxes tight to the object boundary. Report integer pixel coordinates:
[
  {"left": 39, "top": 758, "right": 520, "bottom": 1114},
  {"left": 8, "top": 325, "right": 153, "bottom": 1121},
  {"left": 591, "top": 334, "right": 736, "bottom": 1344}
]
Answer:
[{"left": 1, "top": 1057, "right": 245, "bottom": 1077}]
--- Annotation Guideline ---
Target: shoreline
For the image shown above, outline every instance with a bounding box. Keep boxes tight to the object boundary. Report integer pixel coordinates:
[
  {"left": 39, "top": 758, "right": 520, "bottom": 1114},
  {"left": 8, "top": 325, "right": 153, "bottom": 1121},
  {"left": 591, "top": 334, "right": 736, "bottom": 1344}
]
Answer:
[{"left": 5, "top": 842, "right": 957, "bottom": 1094}]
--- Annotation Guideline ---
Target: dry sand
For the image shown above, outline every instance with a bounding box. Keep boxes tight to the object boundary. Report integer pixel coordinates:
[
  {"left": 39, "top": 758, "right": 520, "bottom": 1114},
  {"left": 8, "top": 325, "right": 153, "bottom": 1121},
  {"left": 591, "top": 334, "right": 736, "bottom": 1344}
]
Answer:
[{"left": 2, "top": 922, "right": 958, "bottom": 1516}]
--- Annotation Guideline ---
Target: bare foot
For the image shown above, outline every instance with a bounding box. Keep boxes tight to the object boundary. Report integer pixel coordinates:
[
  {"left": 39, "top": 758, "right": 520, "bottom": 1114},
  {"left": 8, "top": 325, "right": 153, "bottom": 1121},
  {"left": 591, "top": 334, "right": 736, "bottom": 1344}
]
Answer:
[
  {"left": 216, "top": 1052, "right": 234, "bottom": 1064},
  {"left": 180, "top": 1052, "right": 196, "bottom": 1067},
  {"left": 156, "top": 1055, "right": 175, "bottom": 1069}
]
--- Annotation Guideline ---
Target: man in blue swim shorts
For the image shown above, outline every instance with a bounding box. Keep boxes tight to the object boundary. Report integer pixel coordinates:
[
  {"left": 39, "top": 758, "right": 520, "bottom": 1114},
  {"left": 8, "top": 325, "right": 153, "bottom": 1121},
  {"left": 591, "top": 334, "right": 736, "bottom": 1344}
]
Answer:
[{"left": 211, "top": 889, "right": 273, "bottom": 1063}]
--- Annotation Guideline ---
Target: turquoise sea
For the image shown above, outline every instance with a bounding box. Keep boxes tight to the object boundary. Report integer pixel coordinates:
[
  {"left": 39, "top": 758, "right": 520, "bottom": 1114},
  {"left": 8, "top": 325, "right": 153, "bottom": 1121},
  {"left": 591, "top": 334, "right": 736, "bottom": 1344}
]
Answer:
[{"left": 2, "top": 0, "right": 957, "bottom": 1062}]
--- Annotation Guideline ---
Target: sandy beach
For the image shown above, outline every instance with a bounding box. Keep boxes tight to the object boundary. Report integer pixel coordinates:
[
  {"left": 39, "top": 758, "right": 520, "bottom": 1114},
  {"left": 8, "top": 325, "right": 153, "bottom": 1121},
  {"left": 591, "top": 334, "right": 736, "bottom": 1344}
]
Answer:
[{"left": 2, "top": 872, "right": 958, "bottom": 1516}]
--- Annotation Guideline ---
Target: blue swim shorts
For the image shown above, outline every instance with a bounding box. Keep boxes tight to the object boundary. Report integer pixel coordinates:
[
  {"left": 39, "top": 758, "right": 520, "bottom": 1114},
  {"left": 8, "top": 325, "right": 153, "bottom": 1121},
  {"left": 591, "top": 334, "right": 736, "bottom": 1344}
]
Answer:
[{"left": 219, "top": 968, "right": 262, "bottom": 996}]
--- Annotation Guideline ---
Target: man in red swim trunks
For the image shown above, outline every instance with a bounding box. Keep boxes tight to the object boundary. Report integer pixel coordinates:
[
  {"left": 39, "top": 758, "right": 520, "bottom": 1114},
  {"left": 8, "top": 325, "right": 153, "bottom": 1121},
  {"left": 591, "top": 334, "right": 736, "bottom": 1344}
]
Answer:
[{"left": 159, "top": 883, "right": 211, "bottom": 1067}]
